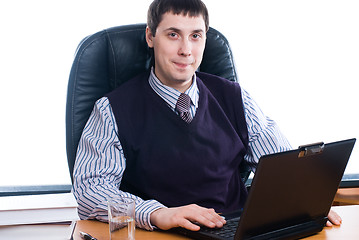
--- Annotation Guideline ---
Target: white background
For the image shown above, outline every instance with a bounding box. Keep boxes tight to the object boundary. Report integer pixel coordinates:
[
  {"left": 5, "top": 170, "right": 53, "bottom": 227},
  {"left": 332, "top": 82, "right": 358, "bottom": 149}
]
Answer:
[{"left": 0, "top": 0, "right": 358, "bottom": 186}]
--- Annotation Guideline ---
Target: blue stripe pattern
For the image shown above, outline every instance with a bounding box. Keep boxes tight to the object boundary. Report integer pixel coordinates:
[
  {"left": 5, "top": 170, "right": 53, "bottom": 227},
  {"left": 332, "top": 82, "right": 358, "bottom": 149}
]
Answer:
[{"left": 72, "top": 70, "right": 292, "bottom": 230}]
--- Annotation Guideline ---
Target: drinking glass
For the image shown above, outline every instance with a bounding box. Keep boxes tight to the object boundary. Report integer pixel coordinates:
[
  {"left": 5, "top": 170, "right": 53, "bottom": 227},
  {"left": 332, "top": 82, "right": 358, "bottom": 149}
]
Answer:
[{"left": 108, "top": 197, "right": 135, "bottom": 240}]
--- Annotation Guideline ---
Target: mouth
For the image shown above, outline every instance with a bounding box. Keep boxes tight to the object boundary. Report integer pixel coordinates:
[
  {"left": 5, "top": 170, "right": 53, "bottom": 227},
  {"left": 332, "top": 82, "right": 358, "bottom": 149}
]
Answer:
[{"left": 173, "top": 61, "right": 192, "bottom": 69}]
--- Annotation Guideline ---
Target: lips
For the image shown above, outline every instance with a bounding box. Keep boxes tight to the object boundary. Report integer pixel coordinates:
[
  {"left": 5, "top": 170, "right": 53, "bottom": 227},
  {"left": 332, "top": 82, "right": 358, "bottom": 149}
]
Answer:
[{"left": 174, "top": 61, "right": 192, "bottom": 68}]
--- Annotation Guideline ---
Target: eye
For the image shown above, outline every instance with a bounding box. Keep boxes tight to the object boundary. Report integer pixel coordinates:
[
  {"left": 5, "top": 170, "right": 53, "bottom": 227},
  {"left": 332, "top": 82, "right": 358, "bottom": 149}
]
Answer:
[
  {"left": 192, "top": 33, "right": 201, "bottom": 40},
  {"left": 168, "top": 32, "right": 178, "bottom": 39}
]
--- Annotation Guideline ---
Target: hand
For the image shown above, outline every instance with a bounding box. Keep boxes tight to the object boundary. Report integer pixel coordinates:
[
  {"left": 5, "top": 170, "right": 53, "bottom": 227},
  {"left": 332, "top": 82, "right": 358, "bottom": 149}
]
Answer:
[
  {"left": 150, "top": 204, "right": 226, "bottom": 231},
  {"left": 326, "top": 209, "right": 342, "bottom": 227}
]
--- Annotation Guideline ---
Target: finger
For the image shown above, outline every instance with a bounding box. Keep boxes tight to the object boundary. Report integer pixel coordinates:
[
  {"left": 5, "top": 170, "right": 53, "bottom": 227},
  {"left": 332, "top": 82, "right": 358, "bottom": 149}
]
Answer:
[
  {"left": 203, "top": 209, "right": 226, "bottom": 227},
  {"left": 326, "top": 220, "right": 333, "bottom": 227},
  {"left": 178, "top": 218, "right": 201, "bottom": 231},
  {"left": 328, "top": 210, "right": 342, "bottom": 226},
  {"left": 187, "top": 208, "right": 225, "bottom": 228}
]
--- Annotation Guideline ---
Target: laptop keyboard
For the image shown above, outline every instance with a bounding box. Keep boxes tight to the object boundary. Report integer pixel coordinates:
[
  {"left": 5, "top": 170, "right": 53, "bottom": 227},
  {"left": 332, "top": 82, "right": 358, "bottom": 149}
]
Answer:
[{"left": 200, "top": 217, "right": 240, "bottom": 239}]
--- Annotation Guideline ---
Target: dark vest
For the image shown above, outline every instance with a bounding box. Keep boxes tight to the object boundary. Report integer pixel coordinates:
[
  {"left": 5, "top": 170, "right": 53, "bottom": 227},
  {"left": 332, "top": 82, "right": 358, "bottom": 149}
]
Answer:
[{"left": 106, "top": 71, "right": 249, "bottom": 213}]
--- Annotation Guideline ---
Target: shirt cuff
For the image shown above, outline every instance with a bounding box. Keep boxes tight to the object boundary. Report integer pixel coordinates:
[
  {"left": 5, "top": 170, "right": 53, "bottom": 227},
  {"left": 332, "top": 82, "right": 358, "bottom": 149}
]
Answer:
[{"left": 135, "top": 199, "right": 167, "bottom": 231}]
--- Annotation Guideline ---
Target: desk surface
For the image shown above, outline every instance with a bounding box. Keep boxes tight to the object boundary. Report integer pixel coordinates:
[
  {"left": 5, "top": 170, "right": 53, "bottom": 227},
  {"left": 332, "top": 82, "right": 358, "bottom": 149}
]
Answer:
[{"left": 73, "top": 205, "right": 359, "bottom": 240}]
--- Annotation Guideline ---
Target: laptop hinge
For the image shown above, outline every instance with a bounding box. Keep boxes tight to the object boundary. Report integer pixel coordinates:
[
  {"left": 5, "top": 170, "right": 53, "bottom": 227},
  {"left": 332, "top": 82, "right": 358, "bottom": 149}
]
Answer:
[{"left": 242, "top": 217, "right": 327, "bottom": 240}]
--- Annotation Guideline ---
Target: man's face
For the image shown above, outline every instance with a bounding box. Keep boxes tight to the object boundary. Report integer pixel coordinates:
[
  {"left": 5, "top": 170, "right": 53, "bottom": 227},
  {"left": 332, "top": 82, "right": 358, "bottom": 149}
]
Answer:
[{"left": 146, "top": 12, "right": 206, "bottom": 92}]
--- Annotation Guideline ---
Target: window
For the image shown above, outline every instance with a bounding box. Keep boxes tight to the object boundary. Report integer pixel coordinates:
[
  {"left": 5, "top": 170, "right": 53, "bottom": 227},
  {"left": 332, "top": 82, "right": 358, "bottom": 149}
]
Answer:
[{"left": 1, "top": 0, "right": 358, "bottom": 187}]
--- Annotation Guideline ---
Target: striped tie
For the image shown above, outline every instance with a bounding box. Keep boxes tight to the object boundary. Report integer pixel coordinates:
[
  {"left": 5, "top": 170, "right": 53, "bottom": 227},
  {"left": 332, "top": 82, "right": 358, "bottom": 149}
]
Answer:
[{"left": 175, "top": 93, "right": 193, "bottom": 123}]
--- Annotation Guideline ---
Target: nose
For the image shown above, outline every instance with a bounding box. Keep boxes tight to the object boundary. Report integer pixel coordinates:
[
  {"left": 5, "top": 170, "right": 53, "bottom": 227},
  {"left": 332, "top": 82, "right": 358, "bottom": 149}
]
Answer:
[{"left": 178, "top": 39, "right": 191, "bottom": 56}]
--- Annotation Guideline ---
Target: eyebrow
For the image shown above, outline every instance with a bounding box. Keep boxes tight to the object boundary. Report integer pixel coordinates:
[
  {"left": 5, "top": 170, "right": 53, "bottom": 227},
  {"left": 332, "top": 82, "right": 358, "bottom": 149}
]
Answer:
[{"left": 165, "top": 27, "right": 204, "bottom": 34}]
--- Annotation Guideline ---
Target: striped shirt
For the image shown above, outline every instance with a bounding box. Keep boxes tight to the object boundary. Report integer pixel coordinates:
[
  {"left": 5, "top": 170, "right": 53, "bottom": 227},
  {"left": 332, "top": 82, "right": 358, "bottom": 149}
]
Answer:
[
  {"left": 72, "top": 69, "right": 292, "bottom": 230},
  {"left": 148, "top": 69, "right": 199, "bottom": 118}
]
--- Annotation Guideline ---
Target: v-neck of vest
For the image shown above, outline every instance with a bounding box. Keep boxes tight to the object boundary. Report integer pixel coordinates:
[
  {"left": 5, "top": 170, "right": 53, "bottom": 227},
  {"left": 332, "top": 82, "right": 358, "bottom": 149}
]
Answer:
[{"left": 145, "top": 77, "right": 206, "bottom": 128}]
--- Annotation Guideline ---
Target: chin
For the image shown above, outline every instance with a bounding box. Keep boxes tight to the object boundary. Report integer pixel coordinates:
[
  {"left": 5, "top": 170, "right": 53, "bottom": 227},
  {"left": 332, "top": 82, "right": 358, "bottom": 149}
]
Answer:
[
  {"left": 173, "top": 75, "right": 193, "bottom": 83},
  {"left": 174, "top": 71, "right": 195, "bottom": 81}
]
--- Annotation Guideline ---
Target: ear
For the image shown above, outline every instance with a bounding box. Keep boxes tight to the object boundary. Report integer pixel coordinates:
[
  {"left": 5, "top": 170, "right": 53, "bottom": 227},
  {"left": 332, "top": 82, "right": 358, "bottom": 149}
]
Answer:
[{"left": 146, "top": 27, "right": 154, "bottom": 48}]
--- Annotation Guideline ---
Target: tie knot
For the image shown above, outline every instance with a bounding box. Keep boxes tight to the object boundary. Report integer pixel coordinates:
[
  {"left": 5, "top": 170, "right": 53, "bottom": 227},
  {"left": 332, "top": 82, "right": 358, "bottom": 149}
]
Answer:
[
  {"left": 176, "top": 93, "right": 191, "bottom": 113},
  {"left": 175, "top": 93, "right": 192, "bottom": 123}
]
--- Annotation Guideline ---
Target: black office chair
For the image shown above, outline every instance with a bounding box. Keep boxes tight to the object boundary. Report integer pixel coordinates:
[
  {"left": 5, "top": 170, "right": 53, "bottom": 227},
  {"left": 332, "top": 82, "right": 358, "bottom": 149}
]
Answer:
[{"left": 66, "top": 23, "right": 251, "bottom": 183}]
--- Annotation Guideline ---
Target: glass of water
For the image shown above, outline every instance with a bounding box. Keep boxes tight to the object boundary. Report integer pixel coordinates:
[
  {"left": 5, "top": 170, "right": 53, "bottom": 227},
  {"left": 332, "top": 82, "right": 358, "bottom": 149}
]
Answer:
[{"left": 108, "top": 197, "right": 135, "bottom": 240}]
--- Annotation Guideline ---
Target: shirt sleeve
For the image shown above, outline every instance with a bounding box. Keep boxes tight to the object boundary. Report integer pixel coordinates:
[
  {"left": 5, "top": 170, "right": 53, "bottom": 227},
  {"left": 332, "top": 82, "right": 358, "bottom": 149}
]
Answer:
[
  {"left": 241, "top": 89, "right": 292, "bottom": 170},
  {"left": 72, "top": 97, "right": 166, "bottom": 230}
]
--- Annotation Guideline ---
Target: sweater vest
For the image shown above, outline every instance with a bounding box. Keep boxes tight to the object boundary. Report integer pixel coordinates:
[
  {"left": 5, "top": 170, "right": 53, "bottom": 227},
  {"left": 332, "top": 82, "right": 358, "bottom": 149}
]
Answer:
[{"left": 106, "top": 71, "right": 249, "bottom": 213}]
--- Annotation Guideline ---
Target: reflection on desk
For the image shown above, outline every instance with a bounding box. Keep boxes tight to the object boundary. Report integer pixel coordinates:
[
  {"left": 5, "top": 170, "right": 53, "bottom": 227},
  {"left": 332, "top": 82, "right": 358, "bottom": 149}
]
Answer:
[{"left": 73, "top": 205, "right": 359, "bottom": 240}]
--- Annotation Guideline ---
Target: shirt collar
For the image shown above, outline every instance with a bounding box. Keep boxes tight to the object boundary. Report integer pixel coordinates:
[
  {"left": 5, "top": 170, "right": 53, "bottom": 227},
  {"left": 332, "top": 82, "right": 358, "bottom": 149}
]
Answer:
[{"left": 148, "top": 68, "right": 199, "bottom": 109}]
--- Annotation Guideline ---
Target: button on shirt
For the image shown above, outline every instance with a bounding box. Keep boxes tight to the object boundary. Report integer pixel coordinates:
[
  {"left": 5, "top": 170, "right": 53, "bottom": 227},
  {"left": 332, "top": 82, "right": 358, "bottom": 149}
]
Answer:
[{"left": 72, "top": 69, "right": 292, "bottom": 230}]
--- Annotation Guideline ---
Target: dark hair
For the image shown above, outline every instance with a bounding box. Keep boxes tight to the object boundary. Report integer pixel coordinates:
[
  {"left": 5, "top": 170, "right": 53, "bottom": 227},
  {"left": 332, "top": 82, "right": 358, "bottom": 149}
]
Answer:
[{"left": 147, "top": 0, "right": 209, "bottom": 36}]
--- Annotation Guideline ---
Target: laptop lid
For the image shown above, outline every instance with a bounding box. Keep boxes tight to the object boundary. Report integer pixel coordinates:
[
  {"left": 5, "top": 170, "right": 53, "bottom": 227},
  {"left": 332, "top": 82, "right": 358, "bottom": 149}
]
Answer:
[
  {"left": 235, "top": 138, "right": 356, "bottom": 239},
  {"left": 171, "top": 138, "right": 356, "bottom": 240}
]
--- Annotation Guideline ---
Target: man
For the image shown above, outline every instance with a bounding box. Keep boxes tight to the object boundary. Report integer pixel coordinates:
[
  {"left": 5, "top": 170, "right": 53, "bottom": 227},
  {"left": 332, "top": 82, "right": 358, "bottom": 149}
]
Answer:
[{"left": 73, "top": 0, "right": 341, "bottom": 232}]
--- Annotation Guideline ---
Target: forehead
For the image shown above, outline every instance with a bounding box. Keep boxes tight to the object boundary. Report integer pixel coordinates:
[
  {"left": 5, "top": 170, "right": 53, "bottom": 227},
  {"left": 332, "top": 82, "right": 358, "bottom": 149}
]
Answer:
[{"left": 157, "top": 12, "right": 206, "bottom": 33}]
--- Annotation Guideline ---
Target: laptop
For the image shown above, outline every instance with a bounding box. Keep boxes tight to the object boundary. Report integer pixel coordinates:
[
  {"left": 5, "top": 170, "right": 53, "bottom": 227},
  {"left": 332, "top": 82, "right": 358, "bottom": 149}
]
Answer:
[{"left": 171, "top": 138, "right": 356, "bottom": 240}]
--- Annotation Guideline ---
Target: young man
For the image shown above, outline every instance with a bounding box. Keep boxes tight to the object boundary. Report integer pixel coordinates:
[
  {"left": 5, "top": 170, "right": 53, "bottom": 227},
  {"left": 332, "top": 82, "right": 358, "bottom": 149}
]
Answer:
[{"left": 73, "top": 0, "right": 341, "bottom": 231}]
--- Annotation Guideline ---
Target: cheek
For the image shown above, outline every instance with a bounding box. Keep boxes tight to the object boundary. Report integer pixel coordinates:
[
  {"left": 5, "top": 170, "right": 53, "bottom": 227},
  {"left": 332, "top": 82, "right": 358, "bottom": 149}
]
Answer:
[
  {"left": 193, "top": 47, "right": 205, "bottom": 63},
  {"left": 154, "top": 43, "right": 174, "bottom": 62},
  {"left": 193, "top": 42, "right": 206, "bottom": 57}
]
